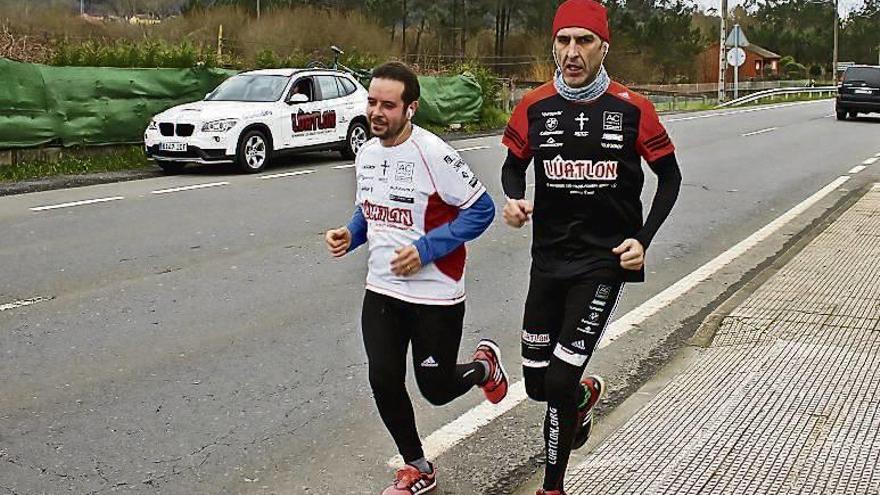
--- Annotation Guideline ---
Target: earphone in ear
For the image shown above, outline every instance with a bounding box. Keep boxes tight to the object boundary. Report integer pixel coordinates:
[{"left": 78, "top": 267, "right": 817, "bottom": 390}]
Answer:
[{"left": 406, "top": 107, "right": 414, "bottom": 120}]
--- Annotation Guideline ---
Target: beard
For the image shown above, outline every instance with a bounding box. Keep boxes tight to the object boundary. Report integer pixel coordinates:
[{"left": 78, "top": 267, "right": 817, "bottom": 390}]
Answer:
[{"left": 369, "top": 115, "right": 407, "bottom": 141}]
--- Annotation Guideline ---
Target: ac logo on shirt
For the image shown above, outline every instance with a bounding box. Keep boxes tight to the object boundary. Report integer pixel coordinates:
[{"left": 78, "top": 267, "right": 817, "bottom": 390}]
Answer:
[
  {"left": 395, "top": 161, "right": 415, "bottom": 183},
  {"left": 603, "top": 111, "right": 623, "bottom": 132}
]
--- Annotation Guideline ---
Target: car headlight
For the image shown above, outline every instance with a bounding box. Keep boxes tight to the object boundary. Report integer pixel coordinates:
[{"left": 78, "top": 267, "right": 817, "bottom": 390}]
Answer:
[
  {"left": 201, "top": 119, "right": 238, "bottom": 133},
  {"left": 147, "top": 120, "right": 158, "bottom": 131}
]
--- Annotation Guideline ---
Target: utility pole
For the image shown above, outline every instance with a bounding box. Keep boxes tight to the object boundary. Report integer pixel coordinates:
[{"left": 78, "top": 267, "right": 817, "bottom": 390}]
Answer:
[
  {"left": 402, "top": 0, "right": 408, "bottom": 57},
  {"left": 718, "top": 0, "right": 727, "bottom": 102},
  {"left": 734, "top": 24, "right": 740, "bottom": 100},
  {"left": 80, "top": 0, "right": 84, "bottom": 16},
  {"left": 256, "top": 0, "right": 261, "bottom": 20},
  {"left": 462, "top": 0, "right": 468, "bottom": 59},
  {"left": 217, "top": 25, "right": 223, "bottom": 65},
  {"left": 832, "top": 0, "right": 838, "bottom": 83}
]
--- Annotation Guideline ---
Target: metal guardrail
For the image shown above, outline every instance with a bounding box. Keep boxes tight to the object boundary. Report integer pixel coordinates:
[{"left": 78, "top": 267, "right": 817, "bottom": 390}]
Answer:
[
  {"left": 717, "top": 86, "right": 837, "bottom": 108},
  {"left": 637, "top": 80, "right": 814, "bottom": 95}
]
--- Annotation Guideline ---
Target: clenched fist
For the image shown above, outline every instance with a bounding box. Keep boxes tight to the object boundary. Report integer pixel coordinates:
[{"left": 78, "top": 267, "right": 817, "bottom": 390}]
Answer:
[
  {"left": 325, "top": 227, "right": 352, "bottom": 258},
  {"left": 612, "top": 238, "right": 645, "bottom": 271},
  {"left": 503, "top": 199, "right": 533, "bottom": 228},
  {"left": 390, "top": 245, "right": 422, "bottom": 277}
]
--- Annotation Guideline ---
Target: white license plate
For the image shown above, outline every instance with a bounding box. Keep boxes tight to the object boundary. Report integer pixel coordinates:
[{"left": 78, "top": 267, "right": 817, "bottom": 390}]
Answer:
[
  {"left": 160, "top": 142, "right": 187, "bottom": 152},
  {"left": 855, "top": 89, "right": 873, "bottom": 95}
]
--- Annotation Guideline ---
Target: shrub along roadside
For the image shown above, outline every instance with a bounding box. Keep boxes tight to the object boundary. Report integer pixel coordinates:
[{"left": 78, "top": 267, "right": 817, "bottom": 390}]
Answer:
[
  {"left": 51, "top": 39, "right": 219, "bottom": 68},
  {"left": 0, "top": 146, "right": 152, "bottom": 183}
]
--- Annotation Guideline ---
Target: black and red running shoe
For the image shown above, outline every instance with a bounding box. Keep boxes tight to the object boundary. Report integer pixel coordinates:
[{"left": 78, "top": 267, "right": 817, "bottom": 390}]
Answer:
[
  {"left": 381, "top": 464, "right": 436, "bottom": 495},
  {"left": 572, "top": 375, "right": 605, "bottom": 450},
  {"left": 473, "top": 339, "right": 508, "bottom": 404}
]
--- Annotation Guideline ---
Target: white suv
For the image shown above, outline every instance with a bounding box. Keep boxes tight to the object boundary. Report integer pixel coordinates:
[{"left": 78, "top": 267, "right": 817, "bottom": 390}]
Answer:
[{"left": 144, "top": 68, "right": 370, "bottom": 173}]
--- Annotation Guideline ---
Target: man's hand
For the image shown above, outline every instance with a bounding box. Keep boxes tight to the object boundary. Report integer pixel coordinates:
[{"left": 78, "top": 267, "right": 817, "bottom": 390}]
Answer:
[
  {"left": 325, "top": 227, "right": 352, "bottom": 258},
  {"left": 390, "top": 245, "right": 422, "bottom": 277},
  {"left": 503, "top": 199, "right": 533, "bottom": 228},
  {"left": 612, "top": 238, "right": 645, "bottom": 271}
]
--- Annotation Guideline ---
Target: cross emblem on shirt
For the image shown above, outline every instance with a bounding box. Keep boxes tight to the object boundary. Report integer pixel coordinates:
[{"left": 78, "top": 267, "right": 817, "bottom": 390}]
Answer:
[
  {"left": 380, "top": 160, "right": 390, "bottom": 175},
  {"left": 576, "top": 112, "right": 590, "bottom": 131}
]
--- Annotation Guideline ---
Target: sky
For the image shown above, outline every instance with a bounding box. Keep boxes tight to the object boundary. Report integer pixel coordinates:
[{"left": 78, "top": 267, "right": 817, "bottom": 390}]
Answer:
[{"left": 694, "top": 0, "right": 867, "bottom": 17}]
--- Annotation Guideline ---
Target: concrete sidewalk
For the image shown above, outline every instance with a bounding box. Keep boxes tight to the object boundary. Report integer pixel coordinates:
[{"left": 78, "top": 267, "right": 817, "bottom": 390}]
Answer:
[{"left": 562, "top": 184, "right": 880, "bottom": 494}]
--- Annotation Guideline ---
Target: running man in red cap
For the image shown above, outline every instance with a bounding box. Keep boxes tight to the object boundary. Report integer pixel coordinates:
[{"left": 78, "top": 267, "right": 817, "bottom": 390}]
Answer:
[{"left": 500, "top": 1, "right": 682, "bottom": 493}]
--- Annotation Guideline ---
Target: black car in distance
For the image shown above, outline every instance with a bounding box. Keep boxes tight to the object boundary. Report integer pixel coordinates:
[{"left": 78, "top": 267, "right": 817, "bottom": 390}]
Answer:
[{"left": 836, "top": 65, "right": 880, "bottom": 120}]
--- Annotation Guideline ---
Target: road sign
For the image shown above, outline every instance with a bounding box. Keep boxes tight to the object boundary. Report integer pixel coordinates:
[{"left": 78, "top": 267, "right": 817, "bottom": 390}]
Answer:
[
  {"left": 727, "top": 47, "right": 746, "bottom": 67},
  {"left": 725, "top": 24, "right": 749, "bottom": 48}
]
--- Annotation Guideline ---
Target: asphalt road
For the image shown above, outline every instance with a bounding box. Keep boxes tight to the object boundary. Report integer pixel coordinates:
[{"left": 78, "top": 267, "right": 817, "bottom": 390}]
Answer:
[{"left": 1, "top": 100, "right": 879, "bottom": 494}]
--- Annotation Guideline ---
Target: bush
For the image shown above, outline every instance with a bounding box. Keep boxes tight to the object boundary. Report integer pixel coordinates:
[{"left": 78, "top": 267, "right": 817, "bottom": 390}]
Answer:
[
  {"left": 50, "top": 39, "right": 217, "bottom": 68},
  {"left": 254, "top": 48, "right": 280, "bottom": 69},
  {"left": 452, "top": 61, "right": 502, "bottom": 111}
]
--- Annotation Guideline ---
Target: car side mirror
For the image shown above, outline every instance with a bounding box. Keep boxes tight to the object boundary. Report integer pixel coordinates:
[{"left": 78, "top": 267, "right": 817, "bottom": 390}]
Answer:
[{"left": 288, "top": 93, "right": 309, "bottom": 105}]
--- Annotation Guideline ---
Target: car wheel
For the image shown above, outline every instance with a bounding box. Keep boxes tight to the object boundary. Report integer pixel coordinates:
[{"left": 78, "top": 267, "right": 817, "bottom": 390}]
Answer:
[
  {"left": 236, "top": 129, "right": 270, "bottom": 173},
  {"left": 849, "top": 111, "right": 858, "bottom": 119},
  {"left": 157, "top": 161, "right": 186, "bottom": 174},
  {"left": 836, "top": 110, "right": 847, "bottom": 120},
  {"left": 341, "top": 120, "right": 369, "bottom": 160}
]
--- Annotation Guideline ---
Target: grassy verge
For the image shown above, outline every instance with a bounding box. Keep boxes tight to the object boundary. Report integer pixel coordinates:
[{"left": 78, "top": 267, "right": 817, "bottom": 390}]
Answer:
[
  {"left": 423, "top": 106, "right": 511, "bottom": 136},
  {"left": 0, "top": 146, "right": 152, "bottom": 183}
]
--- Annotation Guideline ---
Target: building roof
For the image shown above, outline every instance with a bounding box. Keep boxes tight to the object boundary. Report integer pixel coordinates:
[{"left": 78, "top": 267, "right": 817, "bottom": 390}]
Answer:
[{"left": 746, "top": 44, "right": 781, "bottom": 60}]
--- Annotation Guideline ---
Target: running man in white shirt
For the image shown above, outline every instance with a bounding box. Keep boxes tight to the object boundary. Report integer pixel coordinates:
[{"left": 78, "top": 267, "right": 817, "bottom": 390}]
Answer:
[{"left": 324, "top": 61, "right": 508, "bottom": 495}]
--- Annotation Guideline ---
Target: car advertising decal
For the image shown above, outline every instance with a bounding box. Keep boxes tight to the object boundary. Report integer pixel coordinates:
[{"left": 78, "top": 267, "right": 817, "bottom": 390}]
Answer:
[{"left": 292, "top": 109, "right": 337, "bottom": 133}]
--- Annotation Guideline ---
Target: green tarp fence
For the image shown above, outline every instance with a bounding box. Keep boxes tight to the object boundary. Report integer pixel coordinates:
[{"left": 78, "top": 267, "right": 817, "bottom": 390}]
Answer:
[
  {"left": 412, "top": 73, "right": 483, "bottom": 128},
  {"left": 0, "top": 58, "right": 237, "bottom": 148},
  {"left": 0, "top": 58, "right": 483, "bottom": 149}
]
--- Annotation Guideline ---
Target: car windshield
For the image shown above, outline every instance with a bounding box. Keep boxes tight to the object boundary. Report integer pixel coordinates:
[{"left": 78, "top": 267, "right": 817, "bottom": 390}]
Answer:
[
  {"left": 206, "top": 75, "right": 290, "bottom": 102},
  {"left": 843, "top": 67, "right": 880, "bottom": 87}
]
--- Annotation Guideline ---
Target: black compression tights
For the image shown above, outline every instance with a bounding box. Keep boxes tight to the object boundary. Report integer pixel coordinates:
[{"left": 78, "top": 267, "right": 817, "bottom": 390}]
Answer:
[
  {"left": 521, "top": 276, "right": 623, "bottom": 491},
  {"left": 361, "top": 290, "right": 484, "bottom": 463}
]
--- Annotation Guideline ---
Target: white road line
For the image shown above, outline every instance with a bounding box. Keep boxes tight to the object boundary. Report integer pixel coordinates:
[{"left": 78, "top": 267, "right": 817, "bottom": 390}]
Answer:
[
  {"left": 0, "top": 296, "right": 51, "bottom": 312},
  {"left": 390, "top": 174, "right": 852, "bottom": 467},
  {"left": 30, "top": 196, "right": 124, "bottom": 212},
  {"left": 742, "top": 127, "right": 777, "bottom": 137},
  {"left": 862, "top": 157, "right": 878, "bottom": 165},
  {"left": 151, "top": 182, "right": 229, "bottom": 195},
  {"left": 666, "top": 100, "right": 825, "bottom": 123},
  {"left": 598, "top": 174, "right": 851, "bottom": 348},
  {"left": 456, "top": 146, "right": 490, "bottom": 152},
  {"left": 332, "top": 164, "right": 356, "bottom": 170},
  {"left": 849, "top": 165, "right": 867, "bottom": 174},
  {"left": 389, "top": 381, "right": 528, "bottom": 467},
  {"left": 259, "top": 170, "right": 316, "bottom": 179},
  {"left": 875, "top": 152, "right": 880, "bottom": 157}
]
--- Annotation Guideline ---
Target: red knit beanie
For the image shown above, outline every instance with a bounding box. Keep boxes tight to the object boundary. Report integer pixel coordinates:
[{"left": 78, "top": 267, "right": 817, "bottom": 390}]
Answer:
[{"left": 553, "top": 0, "right": 611, "bottom": 43}]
